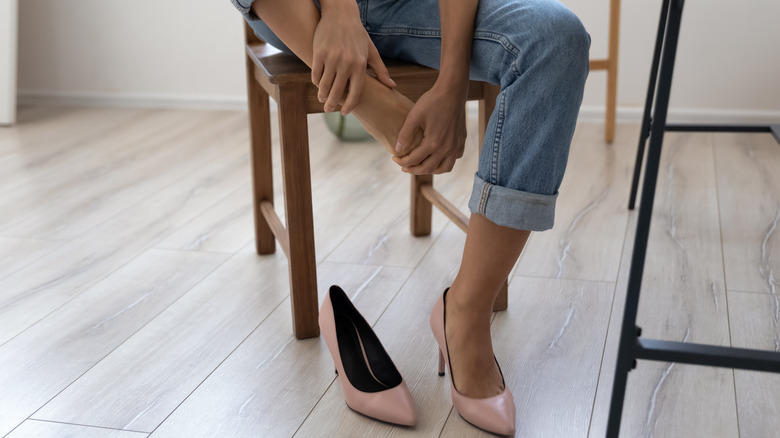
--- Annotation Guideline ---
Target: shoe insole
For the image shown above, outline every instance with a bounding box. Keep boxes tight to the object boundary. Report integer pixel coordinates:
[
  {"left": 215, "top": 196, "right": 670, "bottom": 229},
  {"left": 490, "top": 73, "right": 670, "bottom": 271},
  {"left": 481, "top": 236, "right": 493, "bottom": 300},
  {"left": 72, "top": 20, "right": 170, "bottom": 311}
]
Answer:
[{"left": 334, "top": 313, "right": 402, "bottom": 393}]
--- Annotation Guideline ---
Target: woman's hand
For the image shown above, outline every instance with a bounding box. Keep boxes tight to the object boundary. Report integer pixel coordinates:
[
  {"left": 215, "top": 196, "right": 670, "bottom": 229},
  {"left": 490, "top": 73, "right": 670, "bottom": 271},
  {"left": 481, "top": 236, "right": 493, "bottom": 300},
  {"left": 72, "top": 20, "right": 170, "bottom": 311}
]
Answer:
[
  {"left": 392, "top": 81, "right": 468, "bottom": 174},
  {"left": 312, "top": 1, "right": 396, "bottom": 115}
]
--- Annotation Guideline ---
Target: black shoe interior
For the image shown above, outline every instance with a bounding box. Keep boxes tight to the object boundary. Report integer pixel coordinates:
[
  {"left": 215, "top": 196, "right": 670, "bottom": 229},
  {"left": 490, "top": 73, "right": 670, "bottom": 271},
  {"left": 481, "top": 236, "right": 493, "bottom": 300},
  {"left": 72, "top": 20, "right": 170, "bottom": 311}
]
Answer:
[{"left": 330, "top": 286, "right": 403, "bottom": 393}]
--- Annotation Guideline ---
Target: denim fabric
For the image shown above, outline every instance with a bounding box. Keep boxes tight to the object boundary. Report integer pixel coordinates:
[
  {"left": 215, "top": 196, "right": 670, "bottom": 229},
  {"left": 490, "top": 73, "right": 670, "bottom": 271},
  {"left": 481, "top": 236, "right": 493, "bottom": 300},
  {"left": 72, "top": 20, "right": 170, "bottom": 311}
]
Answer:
[
  {"left": 230, "top": 0, "right": 259, "bottom": 21},
  {"left": 240, "top": 0, "right": 590, "bottom": 231}
]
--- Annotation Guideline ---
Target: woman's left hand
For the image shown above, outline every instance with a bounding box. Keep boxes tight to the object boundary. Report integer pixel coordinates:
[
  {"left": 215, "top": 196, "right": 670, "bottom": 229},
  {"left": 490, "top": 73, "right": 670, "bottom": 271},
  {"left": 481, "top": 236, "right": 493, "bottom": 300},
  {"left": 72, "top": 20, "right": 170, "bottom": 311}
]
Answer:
[{"left": 392, "top": 81, "right": 468, "bottom": 175}]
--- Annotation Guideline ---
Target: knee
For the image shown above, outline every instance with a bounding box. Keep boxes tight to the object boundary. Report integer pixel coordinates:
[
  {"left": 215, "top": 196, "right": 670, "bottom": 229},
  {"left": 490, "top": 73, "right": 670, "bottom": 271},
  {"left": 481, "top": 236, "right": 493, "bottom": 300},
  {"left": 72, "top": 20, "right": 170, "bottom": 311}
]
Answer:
[
  {"left": 515, "top": 4, "right": 591, "bottom": 78},
  {"left": 246, "top": 18, "right": 296, "bottom": 56},
  {"left": 545, "top": 6, "right": 591, "bottom": 74}
]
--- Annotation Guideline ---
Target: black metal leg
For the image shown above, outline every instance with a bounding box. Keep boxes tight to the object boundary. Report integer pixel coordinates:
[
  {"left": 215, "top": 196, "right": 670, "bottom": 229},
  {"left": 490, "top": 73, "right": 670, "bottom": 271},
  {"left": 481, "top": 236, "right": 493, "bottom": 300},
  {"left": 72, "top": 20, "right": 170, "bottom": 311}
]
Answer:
[
  {"left": 628, "top": 0, "right": 672, "bottom": 210},
  {"left": 606, "top": 0, "right": 686, "bottom": 436}
]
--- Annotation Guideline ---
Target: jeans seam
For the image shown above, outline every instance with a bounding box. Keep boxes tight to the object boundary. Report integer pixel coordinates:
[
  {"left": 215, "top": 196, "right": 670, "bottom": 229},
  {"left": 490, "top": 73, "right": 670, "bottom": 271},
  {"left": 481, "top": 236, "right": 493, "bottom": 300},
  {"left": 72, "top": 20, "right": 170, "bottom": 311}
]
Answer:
[
  {"left": 366, "top": 28, "right": 519, "bottom": 50},
  {"left": 364, "top": 27, "right": 522, "bottom": 76},
  {"left": 366, "top": 27, "right": 442, "bottom": 37},
  {"left": 479, "top": 181, "right": 492, "bottom": 214},
  {"left": 476, "top": 31, "right": 522, "bottom": 77},
  {"left": 366, "top": 28, "right": 519, "bottom": 53},
  {"left": 474, "top": 31, "right": 519, "bottom": 56},
  {"left": 490, "top": 88, "right": 507, "bottom": 185}
]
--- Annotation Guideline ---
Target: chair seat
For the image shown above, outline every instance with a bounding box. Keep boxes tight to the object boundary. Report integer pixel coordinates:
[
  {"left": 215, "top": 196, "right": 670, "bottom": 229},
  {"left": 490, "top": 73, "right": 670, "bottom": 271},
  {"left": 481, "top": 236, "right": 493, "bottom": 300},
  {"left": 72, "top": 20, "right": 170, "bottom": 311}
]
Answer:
[
  {"left": 247, "top": 42, "right": 439, "bottom": 84},
  {"left": 246, "top": 42, "right": 486, "bottom": 112}
]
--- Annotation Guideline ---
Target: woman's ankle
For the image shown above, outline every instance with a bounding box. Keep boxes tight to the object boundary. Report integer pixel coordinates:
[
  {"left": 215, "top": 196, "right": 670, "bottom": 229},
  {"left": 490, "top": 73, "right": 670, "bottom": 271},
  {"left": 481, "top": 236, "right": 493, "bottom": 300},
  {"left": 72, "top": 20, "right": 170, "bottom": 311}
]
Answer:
[
  {"left": 448, "top": 279, "right": 502, "bottom": 313},
  {"left": 446, "top": 284, "right": 496, "bottom": 322}
]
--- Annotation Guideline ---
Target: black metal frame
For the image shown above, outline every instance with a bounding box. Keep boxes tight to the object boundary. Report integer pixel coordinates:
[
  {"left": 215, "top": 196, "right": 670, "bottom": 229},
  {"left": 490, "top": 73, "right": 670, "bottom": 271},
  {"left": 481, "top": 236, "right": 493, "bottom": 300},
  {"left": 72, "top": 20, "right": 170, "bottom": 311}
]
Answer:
[{"left": 607, "top": 0, "right": 780, "bottom": 436}]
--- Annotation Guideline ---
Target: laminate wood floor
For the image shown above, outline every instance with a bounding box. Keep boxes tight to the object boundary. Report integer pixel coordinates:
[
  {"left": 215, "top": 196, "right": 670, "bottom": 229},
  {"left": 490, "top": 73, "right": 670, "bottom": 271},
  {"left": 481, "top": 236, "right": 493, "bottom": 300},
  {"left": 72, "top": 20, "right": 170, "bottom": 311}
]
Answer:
[{"left": 1, "top": 105, "right": 778, "bottom": 438}]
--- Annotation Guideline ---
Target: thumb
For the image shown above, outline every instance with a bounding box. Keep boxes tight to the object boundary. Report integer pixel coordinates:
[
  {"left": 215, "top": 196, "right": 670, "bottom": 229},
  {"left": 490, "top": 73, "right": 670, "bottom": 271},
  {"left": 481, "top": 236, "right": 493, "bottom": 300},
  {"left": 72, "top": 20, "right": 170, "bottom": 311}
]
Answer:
[
  {"left": 367, "top": 44, "right": 397, "bottom": 89},
  {"left": 395, "top": 110, "right": 422, "bottom": 156}
]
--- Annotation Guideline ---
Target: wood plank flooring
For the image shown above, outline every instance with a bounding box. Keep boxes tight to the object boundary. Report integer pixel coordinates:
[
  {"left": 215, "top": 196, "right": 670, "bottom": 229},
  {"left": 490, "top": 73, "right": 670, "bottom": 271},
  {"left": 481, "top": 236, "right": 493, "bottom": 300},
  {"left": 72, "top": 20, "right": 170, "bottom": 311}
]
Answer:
[{"left": 1, "top": 105, "right": 778, "bottom": 437}]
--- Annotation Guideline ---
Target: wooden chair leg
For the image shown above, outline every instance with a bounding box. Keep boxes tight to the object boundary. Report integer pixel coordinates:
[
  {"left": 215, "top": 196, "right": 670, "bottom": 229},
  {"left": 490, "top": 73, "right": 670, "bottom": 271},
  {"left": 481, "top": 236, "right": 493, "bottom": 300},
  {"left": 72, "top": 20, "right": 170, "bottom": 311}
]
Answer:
[
  {"left": 605, "top": 0, "right": 621, "bottom": 143},
  {"left": 493, "top": 280, "right": 509, "bottom": 312},
  {"left": 278, "top": 84, "right": 319, "bottom": 339},
  {"left": 411, "top": 174, "right": 433, "bottom": 236},
  {"left": 246, "top": 58, "right": 276, "bottom": 255}
]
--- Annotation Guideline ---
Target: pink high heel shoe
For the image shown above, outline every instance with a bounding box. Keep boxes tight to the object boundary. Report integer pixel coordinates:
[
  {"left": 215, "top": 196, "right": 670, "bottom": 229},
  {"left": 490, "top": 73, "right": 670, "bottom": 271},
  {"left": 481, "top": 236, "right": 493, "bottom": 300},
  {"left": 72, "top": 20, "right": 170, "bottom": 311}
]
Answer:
[
  {"left": 430, "top": 288, "right": 516, "bottom": 436},
  {"left": 319, "top": 285, "right": 418, "bottom": 426}
]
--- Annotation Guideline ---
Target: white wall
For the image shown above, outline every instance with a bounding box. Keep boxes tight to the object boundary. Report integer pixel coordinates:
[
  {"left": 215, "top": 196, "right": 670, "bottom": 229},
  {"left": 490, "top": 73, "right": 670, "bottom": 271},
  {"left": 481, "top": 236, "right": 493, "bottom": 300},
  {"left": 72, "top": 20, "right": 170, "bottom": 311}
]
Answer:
[
  {"left": 567, "top": 0, "right": 780, "bottom": 123},
  {"left": 17, "top": 0, "right": 780, "bottom": 122},
  {"left": 18, "top": 0, "right": 247, "bottom": 109},
  {"left": 1, "top": 0, "right": 18, "bottom": 125}
]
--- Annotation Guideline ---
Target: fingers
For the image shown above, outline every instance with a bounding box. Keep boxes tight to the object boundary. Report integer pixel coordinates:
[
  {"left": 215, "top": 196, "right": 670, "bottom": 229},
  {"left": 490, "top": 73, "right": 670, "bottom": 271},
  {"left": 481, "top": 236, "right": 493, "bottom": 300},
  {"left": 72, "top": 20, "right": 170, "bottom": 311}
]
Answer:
[
  {"left": 324, "top": 69, "right": 350, "bottom": 113},
  {"left": 312, "top": 52, "right": 324, "bottom": 89},
  {"left": 368, "top": 44, "right": 396, "bottom": 89},
  {"left": 397, "top": 152, "right": 456, "bottom": 175},
  {"left": 314, "top": 39, "right": 389, "bottom": 114},
  {"left": 395, "top": 110, "right": 423, "bottom": 156},
  {"left": 433, "top": 155, "right": 457, "bottom": 174},
  {"left": 393, "top": 142, "right": 432, "bottom": 168},
  {"left": 401, "top": 152, "right": 438, "bottom": 175},
  {"left": 317, "top": 62, "right": 335, "bottom": 105},
  {"left": 340, "top": 69, "right": 365, "bottom": 115},
  {"left": 317, "top": 56, "right": 368, "bottom": 114}
]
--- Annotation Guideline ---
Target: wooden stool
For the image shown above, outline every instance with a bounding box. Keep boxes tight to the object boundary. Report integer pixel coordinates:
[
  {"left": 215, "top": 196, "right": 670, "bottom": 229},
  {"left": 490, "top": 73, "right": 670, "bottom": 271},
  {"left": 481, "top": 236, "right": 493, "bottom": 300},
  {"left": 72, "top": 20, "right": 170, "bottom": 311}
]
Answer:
[
  {"left": 243, "top": 23, "right": 508, "bottom": 339},
  {"left": 588, "top": 0, "right": 622, "bottom": 143}
]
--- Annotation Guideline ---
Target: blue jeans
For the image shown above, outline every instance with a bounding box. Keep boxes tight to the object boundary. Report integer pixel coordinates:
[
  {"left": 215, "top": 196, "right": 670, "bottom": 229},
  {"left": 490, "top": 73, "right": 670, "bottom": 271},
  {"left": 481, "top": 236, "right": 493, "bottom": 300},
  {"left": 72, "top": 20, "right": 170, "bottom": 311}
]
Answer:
[{"left": 238, "top": 0, "right": 590, "bottom": 231}]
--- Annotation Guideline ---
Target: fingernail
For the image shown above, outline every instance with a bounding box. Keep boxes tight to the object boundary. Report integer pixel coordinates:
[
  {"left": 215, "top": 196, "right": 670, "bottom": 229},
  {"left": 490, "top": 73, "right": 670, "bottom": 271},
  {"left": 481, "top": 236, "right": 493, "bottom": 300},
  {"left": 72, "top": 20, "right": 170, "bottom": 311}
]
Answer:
[
  {"left": 395, "top": 142, "right": 402, "bottom": 152},
  {"left": 318, "top": 96, "right": 325, "bottom": 103}
]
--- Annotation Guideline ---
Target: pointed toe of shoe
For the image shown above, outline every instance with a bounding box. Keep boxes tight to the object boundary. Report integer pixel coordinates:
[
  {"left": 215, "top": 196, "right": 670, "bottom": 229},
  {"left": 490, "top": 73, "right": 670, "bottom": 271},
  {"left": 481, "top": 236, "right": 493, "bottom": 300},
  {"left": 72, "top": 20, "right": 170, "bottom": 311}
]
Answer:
[
  {"left": 451, "top": 387, "right": 516, "bottom": 436},
  {"left": 381, "top": 381, "right": 419, "bottom": 427},
  {"left": 347, "top": 380, "right": 418, "bottom": 427}
]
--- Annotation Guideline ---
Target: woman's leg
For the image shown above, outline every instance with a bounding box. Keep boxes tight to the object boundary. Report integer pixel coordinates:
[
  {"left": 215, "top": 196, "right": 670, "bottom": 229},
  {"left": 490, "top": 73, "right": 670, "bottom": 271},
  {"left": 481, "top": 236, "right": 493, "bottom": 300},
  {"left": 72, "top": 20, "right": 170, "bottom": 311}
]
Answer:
[
  {"left": 365, "top": 0, "right": 591, "bottom": 398},
  {"left": 446, "top": 214, "right": 531, "bottom": 397},
  {"left": 251, "top": 0, "right": 590, "bottom": 399},
  {"left": 248, "top": 0, "right": 421, "bottom": 155}
]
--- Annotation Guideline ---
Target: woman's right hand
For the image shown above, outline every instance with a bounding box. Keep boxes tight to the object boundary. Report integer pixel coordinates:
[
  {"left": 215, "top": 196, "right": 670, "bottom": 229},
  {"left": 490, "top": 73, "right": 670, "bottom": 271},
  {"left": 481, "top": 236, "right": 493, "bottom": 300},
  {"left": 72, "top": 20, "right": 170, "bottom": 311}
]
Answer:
[{"left": 312, "top": 0, "right": 397, "bottom": 115}]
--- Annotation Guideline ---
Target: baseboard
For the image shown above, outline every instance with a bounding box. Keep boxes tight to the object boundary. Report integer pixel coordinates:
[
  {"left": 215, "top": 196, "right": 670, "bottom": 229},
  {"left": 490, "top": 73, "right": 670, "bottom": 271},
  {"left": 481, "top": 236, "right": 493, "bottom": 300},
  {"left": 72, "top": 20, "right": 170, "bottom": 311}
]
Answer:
[{"left": 17, "top": 90, "right": 780, "bottom": 126}]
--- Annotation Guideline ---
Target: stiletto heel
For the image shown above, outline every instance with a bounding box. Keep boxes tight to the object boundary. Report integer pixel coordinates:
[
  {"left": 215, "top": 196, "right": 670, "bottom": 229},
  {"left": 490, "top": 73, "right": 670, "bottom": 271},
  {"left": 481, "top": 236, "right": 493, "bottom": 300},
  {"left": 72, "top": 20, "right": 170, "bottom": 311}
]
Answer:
[
  {"left": 319, "top": 285, "right": 418, "bottom": 426},
  {"left": 430, "top": 288, "right": 516, "bottom": 436}
]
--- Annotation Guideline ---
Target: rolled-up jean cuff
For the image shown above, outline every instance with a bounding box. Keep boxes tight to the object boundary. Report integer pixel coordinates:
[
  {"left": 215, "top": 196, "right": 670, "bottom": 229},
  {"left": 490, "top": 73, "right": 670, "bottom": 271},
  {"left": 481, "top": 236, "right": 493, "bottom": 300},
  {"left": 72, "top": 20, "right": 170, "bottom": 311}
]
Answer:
[
  {"left": 467, "top": 173, "right": 558, "bottom": 231},
  {"left": 231, "top": 0, "right": 261, "bottom": 21}
]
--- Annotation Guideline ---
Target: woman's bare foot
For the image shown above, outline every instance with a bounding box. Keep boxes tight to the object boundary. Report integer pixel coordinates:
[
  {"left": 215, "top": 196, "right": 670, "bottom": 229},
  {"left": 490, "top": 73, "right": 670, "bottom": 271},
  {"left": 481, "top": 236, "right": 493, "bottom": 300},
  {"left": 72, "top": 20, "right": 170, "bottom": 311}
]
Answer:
[
  {"left": 247, "top": 0, "right": 422, "bottom": 158},
  {"left": 445, "top": 285, "right": 505, "bottom": 398},
  {"left": 349, "top": 79, "right": 424, "bottom": 157}
]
